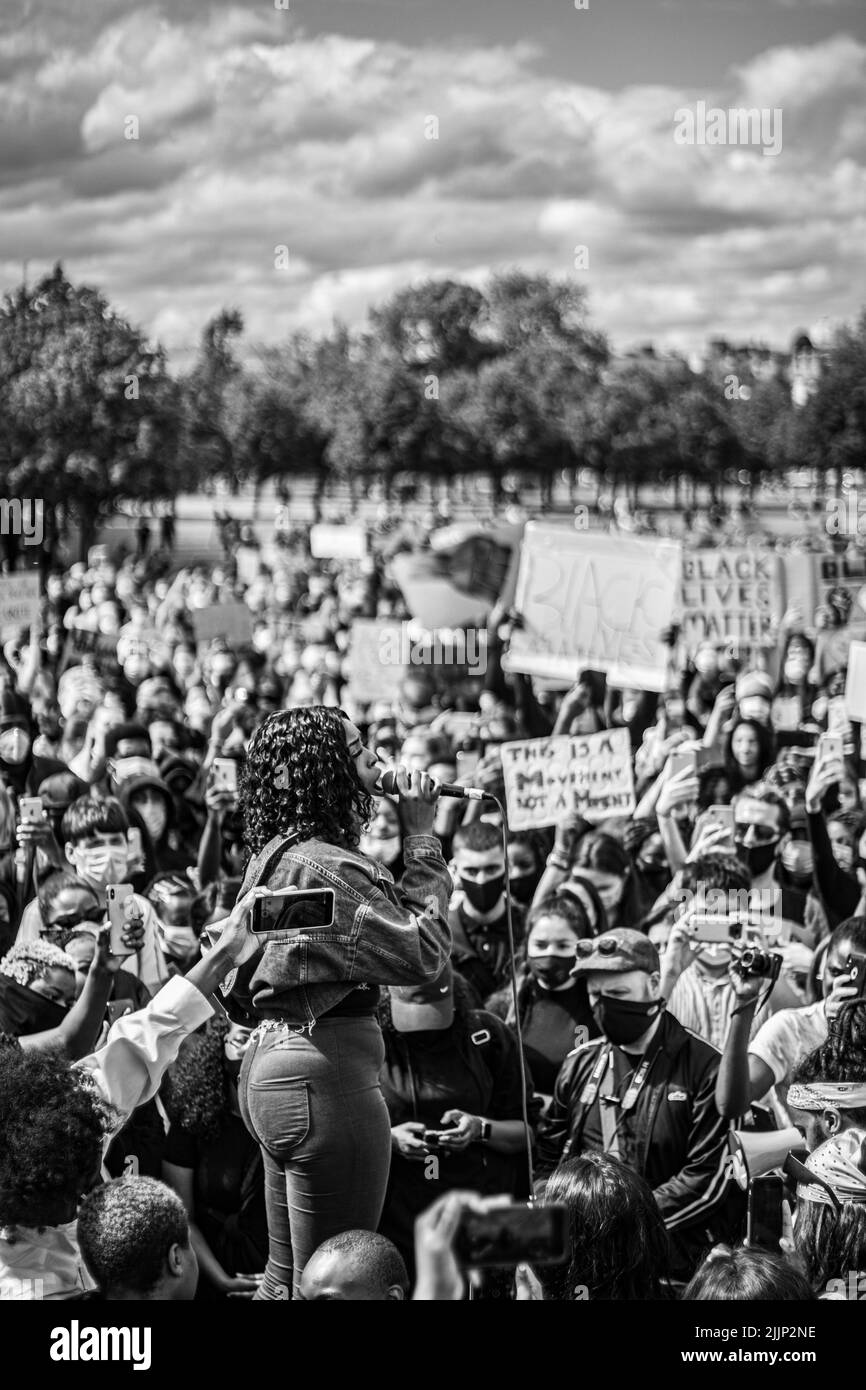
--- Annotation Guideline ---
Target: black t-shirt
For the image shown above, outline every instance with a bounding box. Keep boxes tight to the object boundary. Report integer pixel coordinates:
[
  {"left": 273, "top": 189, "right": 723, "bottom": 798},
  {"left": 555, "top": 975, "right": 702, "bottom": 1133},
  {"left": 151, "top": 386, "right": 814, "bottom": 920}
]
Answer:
[
  {"left": 520, "top": 980, "right": 599, "bottom": 1095},
  {"left": 450, "top": 901, "right": 527, "bottom": 1003},
  {"left": 163, "top": 1111, "right": 267, "bottom": 1290}
]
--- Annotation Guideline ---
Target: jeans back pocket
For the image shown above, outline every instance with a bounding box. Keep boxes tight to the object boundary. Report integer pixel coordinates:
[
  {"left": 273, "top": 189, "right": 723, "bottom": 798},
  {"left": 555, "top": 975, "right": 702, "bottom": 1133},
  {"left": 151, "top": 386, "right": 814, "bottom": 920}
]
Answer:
[{"left": 246, "top": 1076, "right": 311, "bottom": 1156}]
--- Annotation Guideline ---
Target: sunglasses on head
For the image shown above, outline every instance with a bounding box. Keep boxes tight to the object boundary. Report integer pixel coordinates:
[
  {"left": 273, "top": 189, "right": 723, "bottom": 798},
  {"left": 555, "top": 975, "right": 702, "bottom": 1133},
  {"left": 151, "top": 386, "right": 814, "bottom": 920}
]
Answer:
[{"left": 575, "top": 936, "right": 620, "bottom": 958}]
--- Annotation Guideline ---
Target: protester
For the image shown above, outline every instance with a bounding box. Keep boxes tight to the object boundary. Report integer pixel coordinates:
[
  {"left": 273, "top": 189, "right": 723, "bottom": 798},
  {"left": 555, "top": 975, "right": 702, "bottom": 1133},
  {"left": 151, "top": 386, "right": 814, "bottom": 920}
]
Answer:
[
  {"left": 77, "top": 1176, "right": 199, "bottom": 1301},
  {"left": 297, "top": 1231, "right": 410, "bottom": 1301}
]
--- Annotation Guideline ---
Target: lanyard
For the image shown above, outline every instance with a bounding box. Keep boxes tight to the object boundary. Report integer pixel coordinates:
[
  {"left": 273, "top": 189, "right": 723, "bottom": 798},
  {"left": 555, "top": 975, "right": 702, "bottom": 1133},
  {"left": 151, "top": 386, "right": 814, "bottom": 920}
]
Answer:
[{"left": 579, "top": 1043, "right": 656, "bottom": 1113}]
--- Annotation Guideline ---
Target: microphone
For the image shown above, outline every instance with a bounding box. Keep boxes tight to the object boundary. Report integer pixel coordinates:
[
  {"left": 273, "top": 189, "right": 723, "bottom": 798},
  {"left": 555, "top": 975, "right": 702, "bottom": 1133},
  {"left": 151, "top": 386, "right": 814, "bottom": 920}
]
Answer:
[{"left": 379, "top": 768, "right": 489, "bottom": 802}]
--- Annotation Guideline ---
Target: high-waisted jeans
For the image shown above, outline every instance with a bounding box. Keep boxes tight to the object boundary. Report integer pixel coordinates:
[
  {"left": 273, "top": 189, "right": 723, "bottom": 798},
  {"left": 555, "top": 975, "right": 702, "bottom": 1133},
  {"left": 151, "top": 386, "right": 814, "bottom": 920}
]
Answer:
[{"left": 238, "top": 1017, "right": 392, "bottom": 1299}]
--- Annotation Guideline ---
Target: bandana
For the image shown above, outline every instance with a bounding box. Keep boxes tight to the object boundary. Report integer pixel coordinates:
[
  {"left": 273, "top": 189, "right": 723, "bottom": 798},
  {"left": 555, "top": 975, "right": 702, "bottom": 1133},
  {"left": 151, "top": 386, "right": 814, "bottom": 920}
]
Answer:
[
  {"left": 787, "top": 1082, "right": 866, "bottom": 1113},
  {"left": 796, "top": 1128, "right": 866, "bottom": 1209}
]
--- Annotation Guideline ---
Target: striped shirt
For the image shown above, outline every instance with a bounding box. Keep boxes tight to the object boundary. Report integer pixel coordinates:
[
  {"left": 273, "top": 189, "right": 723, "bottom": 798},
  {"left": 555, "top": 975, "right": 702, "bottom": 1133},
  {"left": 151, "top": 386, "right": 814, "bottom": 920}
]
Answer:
[{"left": 668, "top": 964, "right": 769, "bottom": 1052}]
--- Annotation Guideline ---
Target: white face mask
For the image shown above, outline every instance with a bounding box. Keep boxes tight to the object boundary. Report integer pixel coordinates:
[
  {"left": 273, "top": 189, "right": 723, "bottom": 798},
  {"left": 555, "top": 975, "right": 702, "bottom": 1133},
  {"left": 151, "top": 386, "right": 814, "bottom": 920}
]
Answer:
[
  {"left": 0, "top": 728, "right": 31, "bottom": 764},
  {"left": 360, "top": 833, "right": 402, "bottom": 866},
  {"left": 739, "top": 697, "right": 770, "bottom": 723},
  {"left": 137, "top": 801, "right": 168, "bottom": 843},
  {"left": 698, "top": 942, "right": 734, "bottom": 966},
  {"left": 159, "top": 922, "right": 199, "bottom": 961},
  {"left": 72, "top": 845, "right": 130, "bottom": 888}
]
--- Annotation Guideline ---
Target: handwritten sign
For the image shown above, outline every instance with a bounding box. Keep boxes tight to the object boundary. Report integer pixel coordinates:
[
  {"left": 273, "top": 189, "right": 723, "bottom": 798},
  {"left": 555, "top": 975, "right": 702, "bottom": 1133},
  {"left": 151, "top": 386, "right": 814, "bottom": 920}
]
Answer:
[
  {"left": 310, "top": 524, "right": 367, "bottom": 560},
  {"left": 345, "top": 620, "right": 406, "bottom": 704},
  {"left": 679, "top": 550, "right": 784, "bottom": 660},
  {"left": 505, "top": 526, "right": 681, "bottom": 691},
  {"left": 191, "top": 603, "right": 253, "bottom": 646},
  {"left": 0, "top": 572, "right": 40, "bottom": 637},
  {"left": 500, "top": 727, "right": 636, "bottom": 831}
]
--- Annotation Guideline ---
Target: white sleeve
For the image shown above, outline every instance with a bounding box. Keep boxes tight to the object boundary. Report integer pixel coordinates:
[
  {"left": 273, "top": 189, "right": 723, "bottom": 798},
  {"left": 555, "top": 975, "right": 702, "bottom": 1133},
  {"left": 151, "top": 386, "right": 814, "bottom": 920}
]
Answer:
[
  {"left": 75, "top": 976, "right": 214, "bottom": 1138},
  {"left": 748, "top": 1011, "right": 796, "bottom": 1087}
]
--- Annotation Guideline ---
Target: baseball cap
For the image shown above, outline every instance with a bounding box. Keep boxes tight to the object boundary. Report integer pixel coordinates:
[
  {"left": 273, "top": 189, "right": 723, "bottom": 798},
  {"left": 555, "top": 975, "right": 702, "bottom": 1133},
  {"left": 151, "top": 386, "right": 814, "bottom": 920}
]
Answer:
[
  {"left": 390, "top": 961, "right": 454, "bottom": 1031},
  {"left": 570, "top": 928, "right": 660, "bottom": 978}
]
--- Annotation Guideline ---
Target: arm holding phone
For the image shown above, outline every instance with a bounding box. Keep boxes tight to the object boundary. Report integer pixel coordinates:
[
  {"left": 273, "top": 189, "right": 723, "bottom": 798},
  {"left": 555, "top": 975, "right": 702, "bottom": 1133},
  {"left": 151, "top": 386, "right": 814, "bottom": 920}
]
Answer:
[{"left": 804, "top": 747, "right": 861, "bottom": 923}]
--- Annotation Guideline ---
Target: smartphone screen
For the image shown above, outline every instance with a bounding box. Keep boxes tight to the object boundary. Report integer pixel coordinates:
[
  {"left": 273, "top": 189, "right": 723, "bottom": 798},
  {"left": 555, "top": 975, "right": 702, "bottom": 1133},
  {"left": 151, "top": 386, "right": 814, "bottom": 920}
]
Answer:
[
  {"left": 106, "top": 883, "right": 135, "bottom": 956},
  {"left": 819, "top": 733, "right": 844, "bottom": 764},
  {"left": 704, "top": 804, "right": 734, "bottom": 831},
  {"left": 251, "top": 888, "right": 336, "bottom": 935},
  {"left": 19, "top": 796, "right": 43, "bottom": 825},
  {"left": 455, "top": 1204, "right": 569, "bottom": 1268},
  {"left": 746, "top": 1176, "right": 784, "bottom": 1250},
  {"left": 105, "top": 999, "right": 135, "bottom": 1027}
]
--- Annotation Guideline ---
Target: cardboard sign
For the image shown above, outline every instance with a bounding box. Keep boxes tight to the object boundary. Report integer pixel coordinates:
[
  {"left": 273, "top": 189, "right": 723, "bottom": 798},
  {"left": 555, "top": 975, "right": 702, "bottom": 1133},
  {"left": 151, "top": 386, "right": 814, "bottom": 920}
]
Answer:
[
  {"left": 500, "top": 727, "right": 636, "bottom": 831},
  {"left": 0, "top": 572, "right": 40, "bottom": 637},
  {"left": 310, "top": 524, "right": 367, "bottom": 560},
  {"left": 191, "top": 603, "right": 253, "bottom": 647},
  {"left": 345, "top": 620, "right": 406, "bottom": 704},
  {"left": 845, "top": 642, "right": 866, "bottom": 723},
  {"left": 679, "top": 550, "right": 784, "bottom": 659},
  {"left": 505, "top": 526, "right": 681, "bottom": 691}
]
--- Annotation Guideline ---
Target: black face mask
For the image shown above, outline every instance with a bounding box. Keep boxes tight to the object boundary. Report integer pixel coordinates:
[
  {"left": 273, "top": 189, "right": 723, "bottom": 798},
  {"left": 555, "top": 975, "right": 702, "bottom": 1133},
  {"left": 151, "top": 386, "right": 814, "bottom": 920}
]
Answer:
[
  {"left": 0, "top": 978, "right": 68, "bottom": 1037},
  {"left": 592, "top": 994, "right": 664, "bottom": 1048},
  {"left": 528, "top": 955, "right": 576, "bottom": 990},
  {"left": 734, "top": 837, "right": 778, "bottom": 878},
  {"left": 461, "top": 872, "right": 506, "bottom": 914},
  {"left": 508, "top": 871, "right": 540, "bottom": 906}
]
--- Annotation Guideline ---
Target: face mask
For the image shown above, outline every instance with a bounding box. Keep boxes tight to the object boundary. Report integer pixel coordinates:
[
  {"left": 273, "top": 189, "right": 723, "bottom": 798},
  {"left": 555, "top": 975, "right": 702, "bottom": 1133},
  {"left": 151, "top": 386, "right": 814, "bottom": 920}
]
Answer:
[
  {"left": 784, "top": 657, "right": 809, "bottom": 684},
  {"left": 360, "top": 833, "right": 402, "bottom": 866},
  {"left": 697, "top": 942, "right": 734, "bottom": 968},
  {"left": 508, "top": 871, "right": 540, "bottom": 906},
  {"left": 739, "top": 697, "right": 770, "bottom": 724},
  {"left": 528, "top": 955, "right": 576, "bottom": 989},
  {"left": 461, "top": 871, "right": 506, "bottom": 914},
  {"left": 138, "top": 801, "right": 168, "bottom": 843},
  {"left": 224, "top": 1056, "right": 243, "bottom": 1084},
  {"left": 159, "top": 923, "right": 198, "bottom": 962},
  {"left": 592, "top": 993, "right": 664, "bottom": 1048},
  {"left": 73, "top": 845, "right": 130, "bottom": 888},
  {"left": 0, "top": 728, "right": 31, "bottom": 764},
  {"left": 734, "top": 837, "right": 778, "bottom": 878},
  {"left": 781, "top": 841, "right": 814, "bottom": 878},
  {"left": 0, "top": 978, "right": 69, "bottom": 1036}
]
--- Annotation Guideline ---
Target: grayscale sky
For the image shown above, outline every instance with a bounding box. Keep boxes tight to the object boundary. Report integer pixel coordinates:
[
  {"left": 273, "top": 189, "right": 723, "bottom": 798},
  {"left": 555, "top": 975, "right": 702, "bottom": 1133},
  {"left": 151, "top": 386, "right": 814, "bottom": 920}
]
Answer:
[{"left": 2, "top": 0, "right": 864, "bottom": 360}]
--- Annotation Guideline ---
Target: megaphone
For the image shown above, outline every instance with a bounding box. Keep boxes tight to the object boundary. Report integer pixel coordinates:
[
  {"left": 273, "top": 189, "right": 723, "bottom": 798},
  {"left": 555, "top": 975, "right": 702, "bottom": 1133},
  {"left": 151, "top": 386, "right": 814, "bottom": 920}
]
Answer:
[{"left": 727, "top": 1127, "right": 805, "bottom": 1191}]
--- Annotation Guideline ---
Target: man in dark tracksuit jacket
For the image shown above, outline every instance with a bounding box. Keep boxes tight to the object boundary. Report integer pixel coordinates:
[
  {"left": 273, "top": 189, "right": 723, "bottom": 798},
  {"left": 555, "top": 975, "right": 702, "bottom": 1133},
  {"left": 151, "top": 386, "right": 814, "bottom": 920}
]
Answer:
[{"left": 537, "top": 929, "right": 739, "bottom": 1280}]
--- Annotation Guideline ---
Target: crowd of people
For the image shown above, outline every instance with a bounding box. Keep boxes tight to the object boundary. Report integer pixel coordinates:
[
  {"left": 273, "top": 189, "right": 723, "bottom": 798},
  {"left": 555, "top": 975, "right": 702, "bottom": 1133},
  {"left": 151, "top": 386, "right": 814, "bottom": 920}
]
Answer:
[{"left": 1, "top": 499, "right": 865, "bottom": 1304}]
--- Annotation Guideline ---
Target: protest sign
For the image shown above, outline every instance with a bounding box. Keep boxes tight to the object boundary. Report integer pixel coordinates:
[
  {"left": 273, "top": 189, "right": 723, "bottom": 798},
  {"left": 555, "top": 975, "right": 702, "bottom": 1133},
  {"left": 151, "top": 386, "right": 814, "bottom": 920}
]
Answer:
[
  {"left": 345, "top": 620, "right": 406, "bottom": 704},
  {"left": 500, "top": 726, "right": 636, "bottom": 831},
  {"left": 0, "top": 572, "right": 40, "bottom": 637},
  {"left": 814, "top": 553, "right": 866, "bottom": 615},
  {"left": 505, "top": 525, "right": 681, "bottom": 691},
  {"left": 679, "top": 549, "right": 784, "bottom": 659},
  {"left": 310, "top": 524, "right": 367, "bottom": 560},
  {"left": 845, "top": 642, "right": 866, "bottom": 723},
  {"left": 191, "top": 603, "right": 253, "bottom": 646}
]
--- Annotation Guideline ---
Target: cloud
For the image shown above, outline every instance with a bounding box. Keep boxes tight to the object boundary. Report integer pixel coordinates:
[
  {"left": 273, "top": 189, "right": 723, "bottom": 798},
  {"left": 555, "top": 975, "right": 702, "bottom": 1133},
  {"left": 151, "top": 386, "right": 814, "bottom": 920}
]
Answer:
[{"left": 0, "top": 6, "right": 863, "bottom": 358}]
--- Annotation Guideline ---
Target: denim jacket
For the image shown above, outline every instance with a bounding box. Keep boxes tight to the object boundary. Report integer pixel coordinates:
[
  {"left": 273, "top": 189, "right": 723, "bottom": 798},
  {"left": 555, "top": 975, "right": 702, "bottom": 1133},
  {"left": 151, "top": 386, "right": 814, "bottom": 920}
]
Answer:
[{"left": 228, "top": 832, "right": 453, "bottom": 1027}]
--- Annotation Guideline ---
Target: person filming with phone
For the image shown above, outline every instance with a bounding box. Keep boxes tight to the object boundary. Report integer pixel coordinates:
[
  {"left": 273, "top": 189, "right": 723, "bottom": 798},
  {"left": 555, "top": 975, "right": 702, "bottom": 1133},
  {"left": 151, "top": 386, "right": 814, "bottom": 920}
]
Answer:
[{"left": 228, "top": 706, "right": 452, "bottom": 1300}]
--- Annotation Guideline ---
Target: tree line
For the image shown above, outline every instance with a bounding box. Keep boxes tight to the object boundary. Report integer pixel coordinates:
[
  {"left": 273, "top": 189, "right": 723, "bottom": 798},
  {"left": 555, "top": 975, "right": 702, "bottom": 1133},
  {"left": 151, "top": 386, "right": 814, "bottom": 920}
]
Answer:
[{"left": 0, "top": 263, "right": 864, "bottom": 561}]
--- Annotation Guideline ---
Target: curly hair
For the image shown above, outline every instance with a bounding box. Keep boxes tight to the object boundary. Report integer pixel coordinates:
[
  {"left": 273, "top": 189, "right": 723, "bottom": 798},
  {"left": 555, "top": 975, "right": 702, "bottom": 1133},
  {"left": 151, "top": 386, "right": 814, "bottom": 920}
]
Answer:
[
  {"left": 77, "top": 1176, "right": 189, "bottom": 1295},
  {"left": 793, "top": 1001, "right": 866, "bottom": 1127},
  {"left": 161, "top": 1015, "right": 230, "bottom": 1142},
  {"left": 795, "top": 1199, "right": 866, "bottom": 1290},
  {"left": 240, "top": 707, "right": 372, "bottom": 856},
  {"left": 540, "top": 1153, "right": 671, "bottom": 1300},
  {"left": 0, "top": 939, "right": 77, "bottom": 987},
  {"left": 0, "top": 1046, "right": 109, "bottom": 1228}
]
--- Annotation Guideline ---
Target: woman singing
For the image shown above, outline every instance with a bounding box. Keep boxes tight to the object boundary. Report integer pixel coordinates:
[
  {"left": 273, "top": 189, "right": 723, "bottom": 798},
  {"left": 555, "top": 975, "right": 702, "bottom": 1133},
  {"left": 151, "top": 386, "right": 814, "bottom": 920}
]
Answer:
[{"left": 231, "top": 707, "right": 451, "bottom": 1299}]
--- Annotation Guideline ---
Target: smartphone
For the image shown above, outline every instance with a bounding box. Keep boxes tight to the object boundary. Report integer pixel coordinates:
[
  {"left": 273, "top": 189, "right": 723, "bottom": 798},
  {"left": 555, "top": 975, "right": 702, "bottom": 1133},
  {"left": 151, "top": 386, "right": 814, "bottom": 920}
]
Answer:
[
  {"left": 688, "top": 914, "right": 737, "bottom": 944},
  {"left": 422, "top": 1128, "right": 454, "bottom": 1147},
  {"left": 703, "top": 804, "right": 734, "bottom": 832},
  {"left": 105, "top": 999, "right": 135, "bottom": 1027},
  {"left": 747, "top": 1175, "right": 784, "bottom": 1250},
  {"left": 668, "top": 748, "right": 707, "bottom": 779},
  {"left": 456, "top": 750, "right": 480, "bottom": 784},
  {"left": 818, "top": 733, "right": 844, "bottom": 764},
  {"left": 848, "top": 953, "right": 866, "bottom": 999},
  {"left": 106, "top": 883, "right": 135, "bottom": 957},
  {"left": 455, "top": 1204, "right": 570, "bottom": 1269},
  {"left": 212, "top": 758, "right": 238, "bottom": 793},
  {"left": 250, "top": 887, "right": 336, "bottom": 935},
  {"left": 19, "top": 796, "right": 43, "bottom": 825}
]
